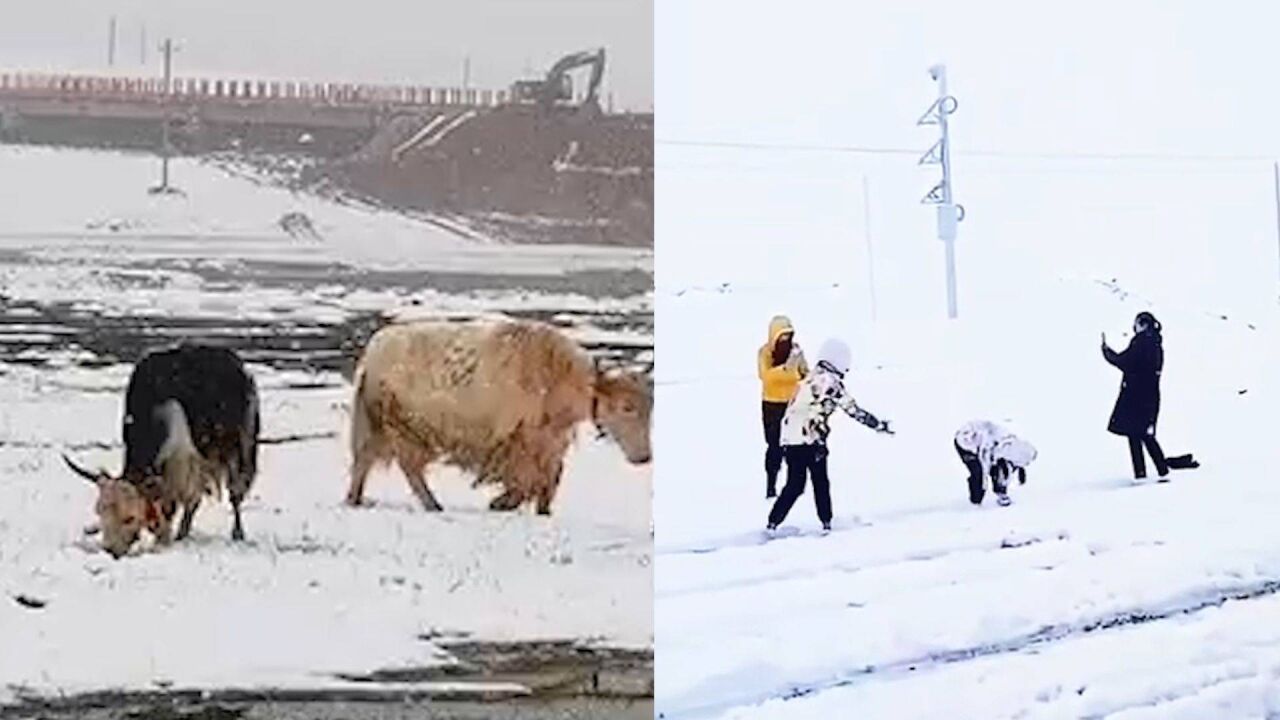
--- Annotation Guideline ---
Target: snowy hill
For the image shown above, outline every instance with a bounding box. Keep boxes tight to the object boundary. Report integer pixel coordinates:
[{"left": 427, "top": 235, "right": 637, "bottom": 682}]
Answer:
[
  {"left": 655, "top": 145, "right": 1280, "bottom": 718},
  {"left": 0, "top": 145, "right": 651, "bottom": 276}
]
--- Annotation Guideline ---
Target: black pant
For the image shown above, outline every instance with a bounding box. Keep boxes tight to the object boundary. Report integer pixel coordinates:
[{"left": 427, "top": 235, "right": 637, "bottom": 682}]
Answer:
[
  {"left": 1127, "top": 433, "right": 1169, "bottom": 478},
  {"left": 768, "top": 444, "right": 831, "bottom": 526},
  {"left": 762, "top": 401, "right": 788, "bottom": 496},
  {"left": 955, "top": 441, "right": 1009, "bottom": 505}
]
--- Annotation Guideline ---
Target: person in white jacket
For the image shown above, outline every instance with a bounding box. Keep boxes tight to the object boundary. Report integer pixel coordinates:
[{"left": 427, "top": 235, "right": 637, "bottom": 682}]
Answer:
[
  {"left": 954, "top": 420, "right": 1037, "bottom": 507},
  {"left": 766, "top": 338, "right": 893, "bottom": 533}
]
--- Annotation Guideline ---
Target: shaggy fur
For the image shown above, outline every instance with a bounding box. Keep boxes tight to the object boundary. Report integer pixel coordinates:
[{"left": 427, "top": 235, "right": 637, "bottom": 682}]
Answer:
[
  {"left": 347, "top": 319, "right": 652, "bottom": 515},
  {"left": 65, "top": 343, "right": 260, "bottom": 558}
]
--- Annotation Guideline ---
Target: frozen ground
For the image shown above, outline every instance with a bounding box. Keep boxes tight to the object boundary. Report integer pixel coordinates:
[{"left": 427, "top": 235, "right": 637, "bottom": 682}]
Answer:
[
  {"left": 655, "top": 146, "right": 1280, "bottom": 718},
  {"left": 0, "top": 147, "right": 653, "bottom": 709}
]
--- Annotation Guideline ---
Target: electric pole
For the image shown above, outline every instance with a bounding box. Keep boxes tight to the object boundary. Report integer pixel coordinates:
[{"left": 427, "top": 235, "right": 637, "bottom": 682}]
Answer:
[
  {"left": 108, "top": 16, "right": 117, "bottom": 67},
  {"left": 151, "top": 38, "right": 179, "bottom": 195},
  {"left": 463, "top": 56, "right": 471, "bottom": 92},
  {"left": 918, "top": 63, "right": 963, "bottom": 319},
  {"left": 863, "top": 175, "right": 878, "bottom": 323},
  {"left": 1273, "top": 161, "right": 1280, "bottom": 287},
  {"left": 140, "top": 24, "right": 148, "bottom": 65}
]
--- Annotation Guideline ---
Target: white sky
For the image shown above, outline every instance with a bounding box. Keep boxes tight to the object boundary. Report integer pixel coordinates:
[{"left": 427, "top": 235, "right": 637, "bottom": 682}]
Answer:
[
  {"left": 0, "top": 0, "right": 653, "bottom": 111},
  {"left": 658, "top": 0, "right": 1280, "bottom": 157}
]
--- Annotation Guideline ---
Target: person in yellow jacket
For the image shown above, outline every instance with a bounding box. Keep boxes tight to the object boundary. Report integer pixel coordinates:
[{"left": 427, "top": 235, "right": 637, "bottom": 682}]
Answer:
[{"left": 758, "top": 315, "right": 808, "bottom": 497}]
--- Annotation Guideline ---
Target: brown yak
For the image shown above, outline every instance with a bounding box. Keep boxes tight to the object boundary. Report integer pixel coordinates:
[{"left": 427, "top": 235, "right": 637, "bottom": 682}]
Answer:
[{"left": 346, "top": 319, "right": 652, "bottom": 514}]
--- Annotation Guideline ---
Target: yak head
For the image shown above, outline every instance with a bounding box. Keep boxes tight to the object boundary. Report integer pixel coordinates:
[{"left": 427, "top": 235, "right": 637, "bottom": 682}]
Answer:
[
  {"left": 63, "top": 455, "right": 162, "bottom": 559},
  {"left": 592, "top": 367, "right": 653, "bottom": 465}
]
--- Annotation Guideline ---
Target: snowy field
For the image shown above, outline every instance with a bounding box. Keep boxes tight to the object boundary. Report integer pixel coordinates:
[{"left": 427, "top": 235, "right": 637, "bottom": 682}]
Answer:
[
  {"left": 0, "top": 145, "right": 652, "bottom": 276},
  {"left": 0, "top": 146, "right": 652, "bottom": 707},
  {"left": 654, "top": 145, "right": 1280, "bottom": 718}
]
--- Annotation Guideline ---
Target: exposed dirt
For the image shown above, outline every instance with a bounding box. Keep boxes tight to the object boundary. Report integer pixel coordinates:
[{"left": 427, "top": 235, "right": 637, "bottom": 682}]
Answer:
[{"left": 1, "top": 641, "right": 653, "bottom": 720}]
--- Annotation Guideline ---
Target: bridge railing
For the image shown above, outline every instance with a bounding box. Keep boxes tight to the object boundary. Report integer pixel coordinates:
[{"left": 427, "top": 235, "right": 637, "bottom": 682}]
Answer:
[{"left": 0, "top": 71, "right": 509, "bottom": 108}]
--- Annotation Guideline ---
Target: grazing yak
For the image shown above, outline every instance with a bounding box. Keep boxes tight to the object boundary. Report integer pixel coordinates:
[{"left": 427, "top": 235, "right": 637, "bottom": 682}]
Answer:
[
  {"left": 346, "top": 319, "right": 652, "bottom": 515},
  {"left": 64, "top": 343, "right": 260, "bottom": 558}
]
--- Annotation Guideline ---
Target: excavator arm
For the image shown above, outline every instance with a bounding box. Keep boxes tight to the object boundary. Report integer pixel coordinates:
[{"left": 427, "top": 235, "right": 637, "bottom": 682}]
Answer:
[{"left": 538, "top": 48, "right": 606, "bottom": 109}]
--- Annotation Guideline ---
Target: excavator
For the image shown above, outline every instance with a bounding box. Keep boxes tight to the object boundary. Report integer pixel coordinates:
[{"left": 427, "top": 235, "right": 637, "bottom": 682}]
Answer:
[{"left": 510, "top": 48, "right": 606, "bottom": 111}]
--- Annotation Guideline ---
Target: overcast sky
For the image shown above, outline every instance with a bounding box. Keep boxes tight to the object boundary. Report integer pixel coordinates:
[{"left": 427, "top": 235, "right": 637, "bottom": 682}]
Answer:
[
  {"left": 659, "top": 0, "right": 1280, "bottom": 157},
  {"left": 0, "top": 0, "right": 652, "bottom": 110}
]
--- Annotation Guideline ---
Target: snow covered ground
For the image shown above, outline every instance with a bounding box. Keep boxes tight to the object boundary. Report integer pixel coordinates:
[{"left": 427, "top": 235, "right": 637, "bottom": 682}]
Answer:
[
  {"left": 654, "top": 144, "right": 1280, "bottom": 718},
  {"left": 0, "top": 146, "right": 652, "bottom": 706},
  {"left": 0, "top": 145, "right": 652, "bottom": 276}
]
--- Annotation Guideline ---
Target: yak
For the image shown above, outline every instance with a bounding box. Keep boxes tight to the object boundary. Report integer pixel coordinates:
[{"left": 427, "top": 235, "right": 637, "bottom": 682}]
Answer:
[
  {"left": 64, "top": 343, "right": 260, "bottom": 558},
  {"left": 346, "top": 319, "right": 651, "bottom": 515}
]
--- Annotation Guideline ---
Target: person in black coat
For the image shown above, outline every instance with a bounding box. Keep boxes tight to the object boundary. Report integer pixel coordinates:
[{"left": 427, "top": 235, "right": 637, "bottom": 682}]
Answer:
[{"left": 1102, "top": 311, "right": 1170, "bottom": 480}]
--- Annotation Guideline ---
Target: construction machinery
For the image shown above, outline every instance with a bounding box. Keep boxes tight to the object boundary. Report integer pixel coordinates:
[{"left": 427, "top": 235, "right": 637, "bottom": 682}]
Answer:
[{"left": 510, "top": 48, "right": 606, "bottom": 110}]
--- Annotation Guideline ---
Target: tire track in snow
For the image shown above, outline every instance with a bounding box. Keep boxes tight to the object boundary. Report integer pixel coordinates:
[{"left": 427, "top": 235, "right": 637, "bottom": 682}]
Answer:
[
  {"left": 665, "top": 577, "right": 1280, "bottom": 719},
  {"left": 658, "top": 534, "right": 1064, "bottom": 599}
]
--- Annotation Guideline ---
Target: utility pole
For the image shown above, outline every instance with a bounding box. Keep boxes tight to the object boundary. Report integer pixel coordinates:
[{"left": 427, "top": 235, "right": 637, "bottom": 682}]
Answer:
[
  {"left": 918, "top": 63, "right": 963, "bottom": 319},
  {"left": 140, "top": 24, "right": 148, "bottom": 65},
  {"left": 862, "top": 175, "right": 878, "bottom": 323},
  {"left": 108, "top": 16, "right": 117, "bottom": 67},
  {"left": 1273, "top": 161, "right": 1280, "bottom": 287},
  {"left": 462, "top": 56, "right": 471, "bottom": 91},
  {"left": 150, "top": 38, "right": 179, "bottom": 195}
]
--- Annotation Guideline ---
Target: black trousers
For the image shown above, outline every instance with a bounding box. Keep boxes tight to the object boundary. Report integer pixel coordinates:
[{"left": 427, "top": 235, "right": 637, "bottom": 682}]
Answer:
[
  {"left": 955, "top": 441, "right": 1008, "bottom": 505},
  {"left": 1127, "top": 433, "right": 1169, "bottom": 478},
  {"left": 762, "top": 401, "right": 788, "bottom": 496},
  {"left": 768, "top": 444, "right": 831, "bottom": 526}
]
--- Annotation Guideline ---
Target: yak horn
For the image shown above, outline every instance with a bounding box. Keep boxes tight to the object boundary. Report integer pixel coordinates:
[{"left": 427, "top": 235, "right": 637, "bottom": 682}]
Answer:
[{"left": 62, "top": 454, "right": 103, "bottom": 484}]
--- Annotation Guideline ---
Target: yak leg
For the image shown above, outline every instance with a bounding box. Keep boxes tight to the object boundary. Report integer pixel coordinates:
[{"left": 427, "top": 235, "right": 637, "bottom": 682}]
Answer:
[
  {"left": 396, "top": 445, "right": 442, "bottom": 512},
  {"left": 227, "top": 463, "right": 252, "bottom": 542},
  {"left": 346, "top": 440, "right": 382, "bottom": 506},
  {"left": 535, "top": 458, "right": 565, "bottom": 516},
  {"left": 492, "top": 426, "right": 571, "bottom": 515},
  {"left": 175, "top": 499, "right": 201, "bottom": 541},
  {"left": 533, "top": 427, "right": 573, "bottom": 516},
  {"left": 229, "top": 493, "right": 246, "bottom": 541},
  {"left": 489, "top": 487, "right": 526, "bottom": 511},
  {"left": 152, "top": 500, "right": 177, "bottom": 546}
]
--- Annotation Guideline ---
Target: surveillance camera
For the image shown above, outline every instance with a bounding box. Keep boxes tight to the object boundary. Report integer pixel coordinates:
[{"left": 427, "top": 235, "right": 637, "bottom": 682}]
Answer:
[{"left": 928, "top": 64, "right": 945, "bottom": 81}]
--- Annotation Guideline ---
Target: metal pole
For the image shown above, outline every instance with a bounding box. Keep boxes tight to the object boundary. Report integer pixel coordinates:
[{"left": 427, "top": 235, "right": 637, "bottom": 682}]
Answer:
[
  {"left": 918, "top": 64, "right": 960, "bottom": 319},
  {"left": 157, "top": 39, "right": 172, "bottom": 193},
  {"left": 1273, "top": 161, "right": 1280, "bottom": 286},
  {"left": 862, "top": 175, "right": 878, "bottom": 323},
  {"left": 141, "top": 24, "right": 148, "bottom": 66},
  {"left": 935, "top": 66, "right": 958, "bottom": 319},
  {"left": 463, "top": 56, "right": 471, "bottom": 91},
  {"left": 108, "top": 16, "right": 117, "bottom": 67}
]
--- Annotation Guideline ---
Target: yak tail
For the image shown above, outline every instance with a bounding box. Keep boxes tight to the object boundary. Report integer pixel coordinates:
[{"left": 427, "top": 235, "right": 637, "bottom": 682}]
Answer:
[{"left": 350, "top": 364, "right": 376, "bottom": 459}]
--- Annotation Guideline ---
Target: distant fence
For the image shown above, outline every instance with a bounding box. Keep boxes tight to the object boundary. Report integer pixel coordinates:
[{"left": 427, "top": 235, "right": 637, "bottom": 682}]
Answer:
[{"left": 0, "top": 71, "right": 509, "bottom": 108}]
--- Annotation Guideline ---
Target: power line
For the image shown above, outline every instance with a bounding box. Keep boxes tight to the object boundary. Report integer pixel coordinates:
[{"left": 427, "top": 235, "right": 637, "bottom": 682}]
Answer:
[
  {"left": 658, "top": 139, "right": 917, "bottom": 155},
  {"left": 657, "top": 138, "right": 1275, "bottom": 164}
]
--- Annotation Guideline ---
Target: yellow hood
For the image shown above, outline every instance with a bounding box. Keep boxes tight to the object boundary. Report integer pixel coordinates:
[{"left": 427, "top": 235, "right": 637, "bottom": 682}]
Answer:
[
  {"left": 759, "top": 315, "right": 803, "bottom": 402},
  {"left": 767, "top": 315, "right": 795, "bottom": 347}
]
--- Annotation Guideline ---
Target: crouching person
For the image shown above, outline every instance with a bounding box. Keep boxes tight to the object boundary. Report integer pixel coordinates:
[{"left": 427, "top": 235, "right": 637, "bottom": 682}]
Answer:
[
  {"left": 954, "top": 420, "right": 1037, "bottom": 507},
  {"left": 767, "top": 338, "right": 893, "bottom": 534}
]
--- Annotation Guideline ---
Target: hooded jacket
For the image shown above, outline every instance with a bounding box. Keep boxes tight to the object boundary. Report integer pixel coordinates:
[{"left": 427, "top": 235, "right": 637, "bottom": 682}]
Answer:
[
  {"left": 780, "top": 341, "right": 887, "bottom": 446},
  {"left": 758, "top": 315, "right": 808, "bottom": 403},
  {"left": 955, "top": 420, "right": 1037, "bottom": 478}
]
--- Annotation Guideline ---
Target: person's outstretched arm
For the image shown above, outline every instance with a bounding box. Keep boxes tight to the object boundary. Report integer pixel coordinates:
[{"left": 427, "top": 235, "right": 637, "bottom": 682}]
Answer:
[
  {"left": 1102, "top": 333, "right": 1130, "bottom": 370},
  {"left": 836, "top": 384, "right": 893, "bottom": 434}
]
